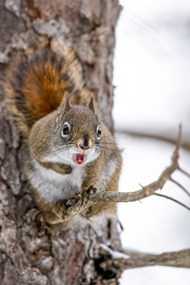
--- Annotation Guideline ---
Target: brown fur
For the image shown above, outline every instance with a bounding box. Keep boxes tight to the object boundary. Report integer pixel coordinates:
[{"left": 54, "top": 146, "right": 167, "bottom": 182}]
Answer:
[{"left": 38, "top": 161, "right": 72, "bottom": 175}]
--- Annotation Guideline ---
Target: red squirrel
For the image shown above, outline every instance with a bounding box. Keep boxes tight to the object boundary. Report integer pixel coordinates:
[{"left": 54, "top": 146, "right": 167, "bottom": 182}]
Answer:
[{"left": 4, "top": 51, "right": 122, "bottom": 225}]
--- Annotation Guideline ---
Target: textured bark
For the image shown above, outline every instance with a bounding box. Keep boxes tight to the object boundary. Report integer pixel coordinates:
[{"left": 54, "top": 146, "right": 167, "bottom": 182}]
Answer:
[{"left": 0, "top": 1, "right": 122, "bottom": 284}]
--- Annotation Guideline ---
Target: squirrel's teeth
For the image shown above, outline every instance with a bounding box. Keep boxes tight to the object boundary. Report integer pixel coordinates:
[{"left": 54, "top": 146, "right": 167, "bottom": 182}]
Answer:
[{"left": 75, "top": 154, "right": 85, "bottom": 165}]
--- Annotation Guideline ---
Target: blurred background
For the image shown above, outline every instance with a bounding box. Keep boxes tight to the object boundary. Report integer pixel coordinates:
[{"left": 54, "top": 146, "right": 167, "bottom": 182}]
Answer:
[{"left": 113, "top": 0, "right": 190, "bottom": 284}]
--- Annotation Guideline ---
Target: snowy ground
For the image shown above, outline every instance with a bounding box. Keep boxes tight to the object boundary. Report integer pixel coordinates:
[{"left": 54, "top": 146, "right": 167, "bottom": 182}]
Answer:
[{"left": 113, "top": 0, "right": 190, "bottom": 284}]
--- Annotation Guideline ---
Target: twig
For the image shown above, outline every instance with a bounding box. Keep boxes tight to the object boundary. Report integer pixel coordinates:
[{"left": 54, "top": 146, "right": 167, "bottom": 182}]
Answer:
[
  {"left": 178, "top": 167, "right": 190, "bottom": 179},
  {"left": 116, "top": 126, "right": 190, "bottom": 150},
  {"left": 170, "top": 178, "right": 190, "bottom": 198},
  {"left": 153, "top": 193, "right": 190, "bottom": 211},
  {"left": 98, "top": 244, "right": 190, "bottom": 270}
]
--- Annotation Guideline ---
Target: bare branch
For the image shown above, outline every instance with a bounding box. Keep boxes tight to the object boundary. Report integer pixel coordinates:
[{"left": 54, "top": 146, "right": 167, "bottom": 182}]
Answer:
[
  {"left": 116, "top": 124, "right": 190, "bottom": 150},
  {"left": 98, "top": 244, "right": 190, "bottom": 270}
]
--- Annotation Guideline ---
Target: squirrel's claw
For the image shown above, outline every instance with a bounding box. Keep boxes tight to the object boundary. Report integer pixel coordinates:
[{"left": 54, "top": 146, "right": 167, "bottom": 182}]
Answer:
[
  {"left": 86, "top": 186, "right": 97, "bottom": 195},
  {"left": 66, "top": 194, "right": 81, "bottom": 208},
  {"left": 66, "top": 186, "right": 97, "bottom": 208},
  {"left": 80, "top": 185, "right": 97, "bottom": 206},
  {"left": 47, "top": 201, "right": 67, "bottom": 223}
]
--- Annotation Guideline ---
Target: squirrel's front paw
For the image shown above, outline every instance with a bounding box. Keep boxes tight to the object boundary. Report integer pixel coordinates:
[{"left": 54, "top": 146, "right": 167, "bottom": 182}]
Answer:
[
  {"left": 66, "top": 194, "right": 81, "bottom": 208},
  {"left": 65, "top": 186, "right": 97, "bottom": 209},
  {"left": 54, "top": 201, "right": 67, "bottom": 216},
  {"left": 81, "top": 185, "right": 97, "bottom": 205}
]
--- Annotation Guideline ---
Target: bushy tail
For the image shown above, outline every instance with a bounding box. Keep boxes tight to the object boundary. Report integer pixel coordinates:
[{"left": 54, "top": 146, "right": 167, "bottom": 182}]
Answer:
[{"left": 4, "top": 51, "right": 84, "bottom": 137}]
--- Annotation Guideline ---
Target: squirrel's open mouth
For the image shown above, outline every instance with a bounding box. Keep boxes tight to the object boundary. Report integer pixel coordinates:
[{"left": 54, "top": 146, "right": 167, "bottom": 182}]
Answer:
[{"left": 73, "top": 153, "right": 86, "bottom": 165}]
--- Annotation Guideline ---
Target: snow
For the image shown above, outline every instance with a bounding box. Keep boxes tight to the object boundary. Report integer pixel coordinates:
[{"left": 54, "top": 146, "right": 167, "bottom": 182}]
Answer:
[
  {"left": 101, "top": 244, "right": 130, "bottom": 260},
  {"left": 113, "top": 0, "right": 190, "bottom": 284}
]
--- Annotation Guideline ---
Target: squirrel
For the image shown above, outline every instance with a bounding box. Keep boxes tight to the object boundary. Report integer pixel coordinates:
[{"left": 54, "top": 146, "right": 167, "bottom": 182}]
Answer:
[{"left": 4, "top": 50, "right": 122, "bottom": 225}]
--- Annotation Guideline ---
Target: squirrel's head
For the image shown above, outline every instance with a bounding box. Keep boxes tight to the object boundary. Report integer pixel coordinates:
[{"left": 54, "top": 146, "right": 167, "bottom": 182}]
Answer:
[{"left": 29, "top": 94, "right": 103, "bottom": 167}]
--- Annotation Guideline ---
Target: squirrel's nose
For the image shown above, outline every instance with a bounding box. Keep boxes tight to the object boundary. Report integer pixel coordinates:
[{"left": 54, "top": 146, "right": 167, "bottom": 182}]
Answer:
[
  {"left": 79, "top": 144, "right": 90, "bottom": 150},
  {"left": 78, "top": 137, "right": 91, "bottom": 151}
]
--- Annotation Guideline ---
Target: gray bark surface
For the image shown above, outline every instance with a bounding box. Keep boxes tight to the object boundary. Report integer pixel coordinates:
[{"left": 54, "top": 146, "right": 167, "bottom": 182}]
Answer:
[{"left": 0, "top": 1, "right": 122, "bottom": 284}]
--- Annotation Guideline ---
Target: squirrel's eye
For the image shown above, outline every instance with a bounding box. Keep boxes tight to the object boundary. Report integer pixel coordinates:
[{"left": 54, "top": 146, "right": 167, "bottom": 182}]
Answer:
[
  {"left": 96, "top": 126, "right": 102, "bottom": 140},
  {"left": 61, "top": 122, "right": 71, "bottom": 137}
]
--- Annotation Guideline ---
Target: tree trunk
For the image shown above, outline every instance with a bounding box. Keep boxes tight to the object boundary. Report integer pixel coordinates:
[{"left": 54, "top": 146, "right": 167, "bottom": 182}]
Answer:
[{"left": 0, "top": 1, "right": 122, "bottom": 284}]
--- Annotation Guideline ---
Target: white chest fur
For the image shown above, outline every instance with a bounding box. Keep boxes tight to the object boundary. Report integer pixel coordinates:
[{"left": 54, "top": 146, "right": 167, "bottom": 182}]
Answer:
[{"left": 29, "top": 159, "right": 85, "bottom": 204}]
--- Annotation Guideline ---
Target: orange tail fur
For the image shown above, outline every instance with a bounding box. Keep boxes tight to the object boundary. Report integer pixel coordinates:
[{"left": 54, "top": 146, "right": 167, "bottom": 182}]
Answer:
[{"left": 4, "top": 51, "right": 84, "bottom": 137}]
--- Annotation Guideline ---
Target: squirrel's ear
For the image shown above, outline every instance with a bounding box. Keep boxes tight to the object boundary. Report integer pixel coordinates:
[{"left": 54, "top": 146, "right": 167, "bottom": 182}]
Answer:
[
  {"left": 59, "top": 94, "right": 72, "bottom": 113},
  {"left": 88, "top": 95, "right": 96, "bottom": 114}
]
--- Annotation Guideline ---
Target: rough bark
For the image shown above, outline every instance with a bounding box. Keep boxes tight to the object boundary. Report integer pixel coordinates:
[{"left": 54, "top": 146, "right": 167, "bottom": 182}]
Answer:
[{"left": 0, "top": 1, "right": 122, "bottom": 284}]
